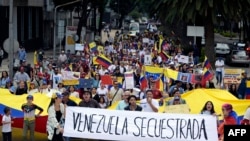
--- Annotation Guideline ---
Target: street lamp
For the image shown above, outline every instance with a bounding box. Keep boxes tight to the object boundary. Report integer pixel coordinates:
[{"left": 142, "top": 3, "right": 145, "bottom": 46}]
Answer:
[
  {"left": 9, "top": 0, "right": 14, "bottom": 78},
  {"left": 53, "top": 0, "right": 81, "bottom": 60}
]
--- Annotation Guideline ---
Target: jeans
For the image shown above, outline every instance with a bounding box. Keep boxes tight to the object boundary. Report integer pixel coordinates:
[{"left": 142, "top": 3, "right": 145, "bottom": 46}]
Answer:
[
  {"left": 216, "top": 71, "right": 222, "bottom": 84},
  {"left": 2, "top": 132, "right": 12, "bottom": 141},
  {"left": 64, "top": 136, "right": 70, "bottom": 141},
  {"left": 23, "top": 120, "right": 35, "bottom": 141}
]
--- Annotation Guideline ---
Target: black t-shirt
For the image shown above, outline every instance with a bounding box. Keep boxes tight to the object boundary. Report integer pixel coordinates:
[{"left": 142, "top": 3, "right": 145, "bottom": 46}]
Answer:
[
  {"left": 16, "top": 87, "right": 27, "bottom": 95},
  {"left": 124, "top": 105, "right": 142, "bottom": 111}
]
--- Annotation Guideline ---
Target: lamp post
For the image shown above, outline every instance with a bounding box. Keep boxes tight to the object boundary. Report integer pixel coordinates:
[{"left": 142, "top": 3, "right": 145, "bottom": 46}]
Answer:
[
  {"left": 53, "top": 0, "right": 81, "bottom": 60},
  {"left": 9, "top": 0, "right": 14, "bottom": 78}
]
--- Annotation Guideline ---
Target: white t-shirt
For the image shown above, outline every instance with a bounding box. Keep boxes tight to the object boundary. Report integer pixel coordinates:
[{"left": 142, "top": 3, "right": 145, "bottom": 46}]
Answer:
[
  {"left": 215, "top": 60, "right": 224, "bottom": 72},
  {"left": 2, "top": 115, "right": 11, "bottom": 133},
  {"left": 140, "top": 98, "right": 159, "bottom": 112},
  {"left": 97, "top": 88, "right": 108, "bottom": 96},
  {"left": 243, "top": 107, "right": 250, "bottom": 120},
  {"left": 50, "top": 73, "right": 62, "bottom": 89}
]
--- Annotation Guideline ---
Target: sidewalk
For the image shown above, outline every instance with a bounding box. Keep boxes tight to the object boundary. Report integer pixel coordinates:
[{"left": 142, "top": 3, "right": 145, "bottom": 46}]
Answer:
[{"left": 0, "top": 49, "right": 54, "bottom": 72}]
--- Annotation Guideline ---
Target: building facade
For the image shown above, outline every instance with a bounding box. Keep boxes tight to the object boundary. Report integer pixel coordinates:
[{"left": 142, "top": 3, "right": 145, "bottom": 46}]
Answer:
[{"left": 0, "top": 0, "right": 45, "bottom": 51}]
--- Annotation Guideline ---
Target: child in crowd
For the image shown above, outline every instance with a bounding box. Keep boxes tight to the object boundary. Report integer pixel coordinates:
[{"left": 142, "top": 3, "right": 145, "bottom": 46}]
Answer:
[
  {"left": 99, "top": 96, "right": 107, "bottom": 109},
  {"left": 2, "top": 107, "right": 13, "bottom": 141}
]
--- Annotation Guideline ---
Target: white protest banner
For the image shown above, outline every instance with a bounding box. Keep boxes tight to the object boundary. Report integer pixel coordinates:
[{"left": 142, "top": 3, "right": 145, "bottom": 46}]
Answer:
[
  {"left": 124, "top": 72, "right": 134, "bottom": 89},
  {"left": 224, "top": 69, "right": 242, "bottom": 84},
  {"left": 177, "top": 55, "right": 189, "bottom": 64},
  {"left": 64, "top": 107, "right": 218, "bottom": 141},
  {"left": 144, "top": 55, "right": 152, "bottom": 65}
]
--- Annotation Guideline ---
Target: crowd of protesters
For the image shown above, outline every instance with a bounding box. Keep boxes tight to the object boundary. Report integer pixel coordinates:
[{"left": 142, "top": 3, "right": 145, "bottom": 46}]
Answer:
[{"left": 1, "top": 26, "right": 250, "bottom": 141}]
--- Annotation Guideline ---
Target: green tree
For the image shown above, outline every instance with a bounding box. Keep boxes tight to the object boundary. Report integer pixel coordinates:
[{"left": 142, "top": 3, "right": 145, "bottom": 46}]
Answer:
[
  {"left": 53, "top": 0, "right": 108, "bottom": 41},
  {"left": 150, "top": 0, "right": 250, "bottom": 64},
  {"left": 109, "top": 0, "right": 138, "bottom": 28}
]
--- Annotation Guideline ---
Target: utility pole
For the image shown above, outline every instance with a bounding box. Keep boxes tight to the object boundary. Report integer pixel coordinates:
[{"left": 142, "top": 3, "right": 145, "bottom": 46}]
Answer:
[
  {"left": 9, "top": 0, "right": 14, "bottom": 78},
  {"left": 53, "top": 0, "right": 81, "bottom": 60}
]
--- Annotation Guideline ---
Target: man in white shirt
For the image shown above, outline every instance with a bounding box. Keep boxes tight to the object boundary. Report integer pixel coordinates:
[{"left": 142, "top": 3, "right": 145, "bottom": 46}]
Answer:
[
  {"left": 50, "top": 68, "right": 62, "bottom": 89},
  {"left": 215, "top": 57, "right": 224, "bottom": 85},
  {"left": 109, "top": 81, "right": 124, "bottom": 105},
  {"left": 58, "top": 50, "right": 67, "bottom": 64},
  {"left": 140, "top": 90, "right": 159, "bottom": 112}
]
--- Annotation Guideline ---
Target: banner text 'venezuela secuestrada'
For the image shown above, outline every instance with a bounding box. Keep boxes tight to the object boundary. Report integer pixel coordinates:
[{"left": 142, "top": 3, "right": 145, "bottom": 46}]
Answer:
[{"left": 64, "top": 107, "right": 218, "bottom": 141}]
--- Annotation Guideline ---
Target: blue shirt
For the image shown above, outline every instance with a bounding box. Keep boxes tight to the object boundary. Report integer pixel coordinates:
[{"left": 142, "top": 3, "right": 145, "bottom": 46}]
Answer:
[
  {"left": 116, "top": 100, "right": 128, "bottom": 110},
  {"left": 18, "top": 50, "right": 27, "bottom": 61}
]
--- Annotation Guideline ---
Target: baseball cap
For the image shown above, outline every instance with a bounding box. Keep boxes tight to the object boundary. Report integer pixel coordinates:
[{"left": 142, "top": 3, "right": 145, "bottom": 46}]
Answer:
[
  {"left": 222, "top": 103, "right": 233, "bottom": 110},
  {"left": 27, "top": 95, "right": 33, "bottom": 100}
]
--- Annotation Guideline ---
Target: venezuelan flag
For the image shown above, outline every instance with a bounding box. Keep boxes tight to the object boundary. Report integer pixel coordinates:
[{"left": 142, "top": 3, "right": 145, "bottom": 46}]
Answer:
[
  {"left": 89, "top": 42, "right": 97, "bottom": 52},
  {"left": 95, "top": 55, "right": 112, "bottom": 68},
  {"left": 201, "top": 68, "right": 213, "bottom": 87},
  {"left": 144, "top": 66, "right": 164, "bottom": 91},
  {"left": 159, "top": 51, "right": 169, "bottom": 61},
  {"left": 0, "top": 89, "right": 82, "bottom": 133},
  {"left": 158, "top": 38, "right": 163, "bottom": 53},
  {"left": 33, "top": 51, "right": 38, "bottom": 66},
  {"left": 203, "top": 56, "right": 211, "bottom": 69},
  {"left": 139, "top": 74, "right": 147, "bottom": 90},
  {"left": 246, "top": 81, "right": 250, "bottom": 99}
]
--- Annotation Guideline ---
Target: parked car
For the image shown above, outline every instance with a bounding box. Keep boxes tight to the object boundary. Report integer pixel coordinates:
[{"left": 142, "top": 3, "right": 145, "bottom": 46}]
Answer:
[
  {"left": 129, "top": 22, "right": 140, "bottom": 36},
  {"left": 215, "top": 43, "right": 230, "bottom": 56},
  {"left": 225, "top": 50, "right": 250, "bottom": 66},
  {"left": 147, "top": 23, "right": 157, "bottom": 32},
  {"left": 139, "top": 17, "right": 148, "bottom": 25},
  {"left": 233, "top": 42, "right": 250, "bottom": 55}
]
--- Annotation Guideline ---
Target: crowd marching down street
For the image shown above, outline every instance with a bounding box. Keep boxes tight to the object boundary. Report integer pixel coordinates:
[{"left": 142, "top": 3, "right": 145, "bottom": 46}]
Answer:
[{"left": 0, "top": 27, "right": 250, "bottom": 141}]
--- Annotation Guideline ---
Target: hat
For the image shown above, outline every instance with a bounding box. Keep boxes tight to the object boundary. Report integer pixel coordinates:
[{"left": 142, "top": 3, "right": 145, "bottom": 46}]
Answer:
[
  {"left": 222, "top": 103, "right": 233, "bottom": 110},
  {"left": 174, "top": 96, "right": 180, "bottom": 101},
  {"left": 27, "top": 95, "right": 33, "bottom": 100},
  {"left": 52, "top": 92, "right": 63, "bottom": 99}
]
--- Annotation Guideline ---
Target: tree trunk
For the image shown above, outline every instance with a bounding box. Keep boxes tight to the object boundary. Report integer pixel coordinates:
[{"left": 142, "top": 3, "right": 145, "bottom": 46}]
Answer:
[
  {"left": 93, "top": 7, "right": 96, "bottom": 36},
  {"left": 76, "top": 1, "right": 89, "bottom": 43},
  {"left": 98, "top": 8, "right": 104, "bottom": 36},
  {"left": 204, "top": 16, "right": 215, "bottom": 67},
  {"left": 119, "top": 14, "right": 124, "bottom": 28}
]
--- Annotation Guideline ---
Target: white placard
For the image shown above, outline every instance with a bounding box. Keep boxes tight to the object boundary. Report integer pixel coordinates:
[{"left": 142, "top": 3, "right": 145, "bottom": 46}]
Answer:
[
  {"left": 124, "top": 72, "right": 134, "bottom": 89},
  {"left": 187, "top": 26, "right": 204, "bottom": 37},
  {"left": 177, "top": 55, "right": 189, "bottom": 64},
  {"left": 144, "top": 55, "right": 152, "bottom": 65},
  {"left": 142, "top": 38, "right": 149, "bottom": 43},
  {"left": 64, "top": 107, "right": 218, "bottom": 141},
  {"left": 75, "top": 43, "right": 84, "bottom": 51}
]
